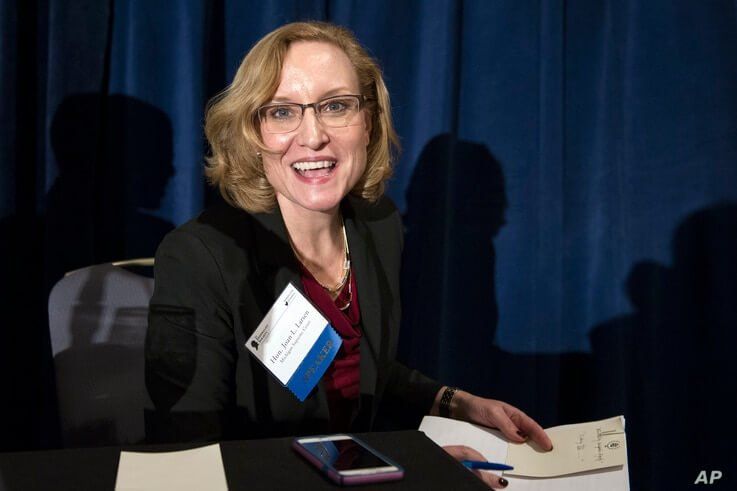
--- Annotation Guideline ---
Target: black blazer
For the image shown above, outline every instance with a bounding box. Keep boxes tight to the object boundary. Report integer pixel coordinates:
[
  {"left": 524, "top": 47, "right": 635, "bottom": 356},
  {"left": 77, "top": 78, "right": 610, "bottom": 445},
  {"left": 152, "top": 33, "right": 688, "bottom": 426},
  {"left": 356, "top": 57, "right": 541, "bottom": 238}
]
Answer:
[{"left": 145, "top": 195, "right": 441, "bottom": 442}]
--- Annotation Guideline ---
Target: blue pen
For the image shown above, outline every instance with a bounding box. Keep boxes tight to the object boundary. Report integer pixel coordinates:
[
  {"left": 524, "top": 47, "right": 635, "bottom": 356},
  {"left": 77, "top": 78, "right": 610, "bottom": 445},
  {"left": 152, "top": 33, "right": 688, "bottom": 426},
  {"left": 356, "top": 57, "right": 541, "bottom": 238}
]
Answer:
[{"left": 461, "top": 460, "right": 514, "bottom": 471}]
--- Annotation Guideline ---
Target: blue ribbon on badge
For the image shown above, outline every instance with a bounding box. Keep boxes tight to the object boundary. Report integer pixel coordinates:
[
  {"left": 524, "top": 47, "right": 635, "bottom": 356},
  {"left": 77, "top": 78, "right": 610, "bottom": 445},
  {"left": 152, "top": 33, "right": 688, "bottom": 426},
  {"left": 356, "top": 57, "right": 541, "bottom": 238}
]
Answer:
[{"left": 286, "top": 323, "right": 342, "bottom": 401}]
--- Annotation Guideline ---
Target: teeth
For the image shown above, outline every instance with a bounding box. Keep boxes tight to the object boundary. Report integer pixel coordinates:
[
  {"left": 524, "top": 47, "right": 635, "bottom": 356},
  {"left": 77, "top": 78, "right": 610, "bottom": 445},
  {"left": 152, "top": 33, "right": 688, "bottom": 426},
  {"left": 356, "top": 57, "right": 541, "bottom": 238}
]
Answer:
[{"left": 292, "top": 160, "right": 336, "bottom": 171}]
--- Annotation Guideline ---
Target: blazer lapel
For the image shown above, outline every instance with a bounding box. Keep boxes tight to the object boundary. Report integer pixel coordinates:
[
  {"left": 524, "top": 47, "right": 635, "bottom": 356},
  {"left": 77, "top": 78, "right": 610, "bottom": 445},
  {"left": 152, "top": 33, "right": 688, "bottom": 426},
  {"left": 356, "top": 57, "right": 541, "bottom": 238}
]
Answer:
[
  {"left": 343, "top": 201, "right": 381, "bottom": 402},
  {"left": 251, "top": 208, "right": 301, "bottom": 303}
]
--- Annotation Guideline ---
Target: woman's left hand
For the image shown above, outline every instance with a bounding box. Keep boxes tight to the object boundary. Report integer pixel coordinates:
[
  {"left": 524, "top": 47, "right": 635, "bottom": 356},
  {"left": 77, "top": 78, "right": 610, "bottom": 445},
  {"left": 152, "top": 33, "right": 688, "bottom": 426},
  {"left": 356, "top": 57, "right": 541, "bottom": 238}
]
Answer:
[
  {"left": 456, "top": 390, "right": 553, "bottom": 450},
  {"left": 434, "top": 388, "right": 553, "bottom": 451}
]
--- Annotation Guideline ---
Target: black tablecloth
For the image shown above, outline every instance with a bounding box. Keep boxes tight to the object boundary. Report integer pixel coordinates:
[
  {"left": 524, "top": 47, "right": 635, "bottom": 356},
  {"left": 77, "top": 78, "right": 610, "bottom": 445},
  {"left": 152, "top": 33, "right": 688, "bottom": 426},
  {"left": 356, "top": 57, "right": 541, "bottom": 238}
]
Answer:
[{"left": 0, "top": 430, "right": 489, "bottom": 490}]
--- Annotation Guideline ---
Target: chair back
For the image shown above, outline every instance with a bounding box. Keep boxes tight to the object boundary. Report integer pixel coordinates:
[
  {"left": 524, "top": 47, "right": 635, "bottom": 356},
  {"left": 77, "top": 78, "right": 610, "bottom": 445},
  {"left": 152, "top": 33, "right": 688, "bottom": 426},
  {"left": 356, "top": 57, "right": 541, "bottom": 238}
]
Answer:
[{"left": 48, "top": 261, "right": 154, "bottom": 447}]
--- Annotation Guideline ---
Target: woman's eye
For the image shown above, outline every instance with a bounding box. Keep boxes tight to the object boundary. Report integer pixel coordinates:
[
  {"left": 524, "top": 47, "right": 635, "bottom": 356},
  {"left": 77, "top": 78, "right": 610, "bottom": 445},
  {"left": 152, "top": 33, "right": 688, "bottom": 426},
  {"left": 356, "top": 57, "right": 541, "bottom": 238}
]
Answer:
[
  {"left": 321, "top": 100, "right": 348, "bottom": 113},
  {"left": 269, "top": 106, "right": 295, "bottom": 119}
]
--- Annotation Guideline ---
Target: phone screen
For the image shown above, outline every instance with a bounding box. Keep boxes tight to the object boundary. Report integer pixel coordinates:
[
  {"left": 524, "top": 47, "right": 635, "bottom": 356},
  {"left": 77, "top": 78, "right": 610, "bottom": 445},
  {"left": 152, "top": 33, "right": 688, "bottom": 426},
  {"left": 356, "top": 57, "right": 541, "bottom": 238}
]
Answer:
[{"left": 300, "top": 438, "right": 390, "bottom": 471}]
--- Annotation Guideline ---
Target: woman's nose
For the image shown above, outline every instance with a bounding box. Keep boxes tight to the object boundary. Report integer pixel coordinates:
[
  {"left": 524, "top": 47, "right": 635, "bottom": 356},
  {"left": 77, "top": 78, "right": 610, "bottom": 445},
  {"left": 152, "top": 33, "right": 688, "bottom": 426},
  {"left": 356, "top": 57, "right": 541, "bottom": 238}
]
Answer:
[{"left": 295, "top": 107, "right": 329, "bottom": 149}]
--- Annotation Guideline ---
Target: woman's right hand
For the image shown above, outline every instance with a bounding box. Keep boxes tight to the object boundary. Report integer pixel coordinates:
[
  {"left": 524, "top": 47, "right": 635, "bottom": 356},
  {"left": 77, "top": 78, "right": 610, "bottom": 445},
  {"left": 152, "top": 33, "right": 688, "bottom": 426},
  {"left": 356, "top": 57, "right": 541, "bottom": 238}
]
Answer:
[{"left": 442, "top": 445, "right": 509, "bottom": 489}]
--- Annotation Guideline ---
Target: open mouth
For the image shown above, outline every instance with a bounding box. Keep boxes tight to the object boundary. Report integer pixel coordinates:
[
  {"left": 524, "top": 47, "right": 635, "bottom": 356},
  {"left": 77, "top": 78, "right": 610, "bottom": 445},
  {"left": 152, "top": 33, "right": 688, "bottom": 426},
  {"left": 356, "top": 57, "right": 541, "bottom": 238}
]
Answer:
[{"left": 291, "top": 160, "right": 337, "bottom": 179}]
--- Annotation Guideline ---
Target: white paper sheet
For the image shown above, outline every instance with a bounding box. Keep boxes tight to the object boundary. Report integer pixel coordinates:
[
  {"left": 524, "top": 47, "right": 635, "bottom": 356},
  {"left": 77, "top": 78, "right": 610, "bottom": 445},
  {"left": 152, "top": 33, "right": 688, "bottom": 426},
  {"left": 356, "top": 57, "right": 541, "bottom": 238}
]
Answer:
[
  {"left": 420, "top": 416, "right": 630, "bottom": 491},
  {"left": 115, "top": 443, "right": 228, "bottom": 490}
]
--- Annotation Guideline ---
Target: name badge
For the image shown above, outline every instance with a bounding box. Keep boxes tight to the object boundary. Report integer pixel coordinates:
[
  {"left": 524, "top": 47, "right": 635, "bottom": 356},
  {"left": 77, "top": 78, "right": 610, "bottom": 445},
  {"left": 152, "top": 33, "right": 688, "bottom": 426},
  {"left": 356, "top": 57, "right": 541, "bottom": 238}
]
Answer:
[{"left": 245, "top": 282, "right": 341, "bottom": 401}]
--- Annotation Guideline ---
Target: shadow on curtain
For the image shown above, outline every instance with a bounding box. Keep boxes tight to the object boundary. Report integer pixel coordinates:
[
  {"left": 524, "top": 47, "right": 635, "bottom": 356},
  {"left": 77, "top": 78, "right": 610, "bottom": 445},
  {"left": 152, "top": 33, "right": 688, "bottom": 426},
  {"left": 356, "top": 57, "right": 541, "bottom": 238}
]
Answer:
[{"left": 400, "top": 133, "right": 737, "bottom": 488}]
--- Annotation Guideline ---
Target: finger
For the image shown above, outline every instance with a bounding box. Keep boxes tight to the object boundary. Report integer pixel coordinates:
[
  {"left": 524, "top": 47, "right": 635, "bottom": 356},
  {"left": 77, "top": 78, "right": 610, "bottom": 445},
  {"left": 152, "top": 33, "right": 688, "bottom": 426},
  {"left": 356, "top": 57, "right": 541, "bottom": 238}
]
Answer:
[
  {"left": 442, "top": 444, "right": 486, "bottom": 462},
  {"left": 442, "top": 446, "right": 510, "bottom": 489},
  {"left": 472, "top": 470, "right": 509, "bottom": 489},
  {"left": 489, "top": 405, "right": 527, "bottom": 443},
  {"left": 510, "top": 411, "right": 553, "bottom": 451}
]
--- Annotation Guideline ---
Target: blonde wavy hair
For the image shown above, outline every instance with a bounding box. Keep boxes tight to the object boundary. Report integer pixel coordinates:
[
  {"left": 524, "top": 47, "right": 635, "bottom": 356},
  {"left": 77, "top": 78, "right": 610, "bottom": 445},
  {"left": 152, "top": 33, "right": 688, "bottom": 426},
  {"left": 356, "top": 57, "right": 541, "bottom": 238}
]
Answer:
[{"left": 204, "top": 21, "right": 399, "bottom": 213}]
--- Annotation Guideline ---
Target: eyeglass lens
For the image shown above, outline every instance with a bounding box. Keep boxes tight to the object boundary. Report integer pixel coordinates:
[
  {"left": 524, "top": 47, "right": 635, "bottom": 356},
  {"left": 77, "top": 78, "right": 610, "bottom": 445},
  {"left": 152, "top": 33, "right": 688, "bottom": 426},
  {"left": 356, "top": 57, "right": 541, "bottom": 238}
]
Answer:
[{"left": 259, "top": 95, "right": 362, "bottom": 134}]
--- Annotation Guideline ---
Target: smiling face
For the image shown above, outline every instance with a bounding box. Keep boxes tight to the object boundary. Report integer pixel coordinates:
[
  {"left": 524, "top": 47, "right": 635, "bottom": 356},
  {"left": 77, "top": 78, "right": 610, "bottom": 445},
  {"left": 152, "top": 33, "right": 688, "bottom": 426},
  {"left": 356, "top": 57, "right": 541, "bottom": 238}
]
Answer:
[{"left": 260, "top": 41, "right": 371, "bottom": 216}]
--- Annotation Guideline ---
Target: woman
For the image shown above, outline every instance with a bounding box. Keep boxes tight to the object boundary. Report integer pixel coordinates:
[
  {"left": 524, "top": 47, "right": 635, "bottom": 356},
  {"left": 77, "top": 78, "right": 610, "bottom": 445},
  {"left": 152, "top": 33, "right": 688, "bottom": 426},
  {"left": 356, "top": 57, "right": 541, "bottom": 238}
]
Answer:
[{"left": 145, "top": 21, "right": 551, "bottom": 489}]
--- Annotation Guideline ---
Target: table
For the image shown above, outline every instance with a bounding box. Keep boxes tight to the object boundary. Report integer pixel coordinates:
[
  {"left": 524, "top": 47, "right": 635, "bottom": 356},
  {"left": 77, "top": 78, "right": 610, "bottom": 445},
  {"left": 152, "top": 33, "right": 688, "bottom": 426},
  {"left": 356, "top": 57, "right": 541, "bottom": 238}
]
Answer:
[{"left": 0, "top": 430, "right": 489, "bottom": 490}]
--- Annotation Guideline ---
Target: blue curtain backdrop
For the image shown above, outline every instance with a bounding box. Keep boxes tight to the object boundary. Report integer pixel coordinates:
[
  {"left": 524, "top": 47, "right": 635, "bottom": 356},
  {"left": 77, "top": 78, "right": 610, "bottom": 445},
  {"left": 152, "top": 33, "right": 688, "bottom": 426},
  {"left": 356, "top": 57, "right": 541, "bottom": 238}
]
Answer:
[{"left": 2, "top": 1, "right": 737, "bottom": 488}]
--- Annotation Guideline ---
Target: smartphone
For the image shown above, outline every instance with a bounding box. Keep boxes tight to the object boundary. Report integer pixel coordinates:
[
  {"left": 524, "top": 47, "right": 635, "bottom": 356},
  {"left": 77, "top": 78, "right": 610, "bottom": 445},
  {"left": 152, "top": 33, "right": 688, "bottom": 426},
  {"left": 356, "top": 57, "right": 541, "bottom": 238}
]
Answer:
[{"left": 293, "top": 434, "right": 405, "bottom": 485}]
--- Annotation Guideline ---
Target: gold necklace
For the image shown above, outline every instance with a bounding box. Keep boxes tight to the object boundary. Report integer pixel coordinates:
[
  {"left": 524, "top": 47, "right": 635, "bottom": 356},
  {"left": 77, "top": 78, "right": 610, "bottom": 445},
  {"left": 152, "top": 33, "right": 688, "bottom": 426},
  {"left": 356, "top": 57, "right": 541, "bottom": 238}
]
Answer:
[
  {"left": 334, "top": 275, "right": 352, "bottom": 311},
  {"left": 289, "top": 216, "right": 351, "bottom": 295}
]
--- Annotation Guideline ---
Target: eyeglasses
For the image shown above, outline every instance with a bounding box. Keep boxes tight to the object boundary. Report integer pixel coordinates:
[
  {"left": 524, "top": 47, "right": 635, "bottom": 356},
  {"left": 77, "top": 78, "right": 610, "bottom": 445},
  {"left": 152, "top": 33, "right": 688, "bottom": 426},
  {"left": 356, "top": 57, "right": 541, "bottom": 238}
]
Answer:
[{"left": 257, "top": 94, "right": 367, "bottom": 134}]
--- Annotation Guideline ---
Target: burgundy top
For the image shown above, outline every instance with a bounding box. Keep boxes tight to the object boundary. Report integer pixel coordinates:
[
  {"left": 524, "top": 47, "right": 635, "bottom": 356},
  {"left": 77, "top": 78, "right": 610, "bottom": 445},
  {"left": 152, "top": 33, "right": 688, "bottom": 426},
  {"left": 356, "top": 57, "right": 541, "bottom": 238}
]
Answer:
[{"left": 299, "top": 264, "right": 361, "bottom": 431}]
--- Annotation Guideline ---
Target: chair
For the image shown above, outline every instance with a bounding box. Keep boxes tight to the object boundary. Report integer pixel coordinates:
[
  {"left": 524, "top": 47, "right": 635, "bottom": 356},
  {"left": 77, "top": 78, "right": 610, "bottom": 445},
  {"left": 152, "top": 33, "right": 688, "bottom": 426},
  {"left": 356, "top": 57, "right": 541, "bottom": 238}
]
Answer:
[{"left": 48, "top": 259, "right": 154, "bottom": 447}]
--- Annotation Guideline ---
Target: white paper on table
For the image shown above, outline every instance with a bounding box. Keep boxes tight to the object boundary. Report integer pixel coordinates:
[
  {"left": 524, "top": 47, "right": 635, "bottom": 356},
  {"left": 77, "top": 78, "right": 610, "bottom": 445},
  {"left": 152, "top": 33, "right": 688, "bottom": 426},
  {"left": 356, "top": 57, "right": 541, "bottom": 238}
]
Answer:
[
  {"left": 114, "top": 443, "right": 228, "bottom": 491},
  {"left": 419, "top": 416, "right": 630, "bottom": 491}
]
